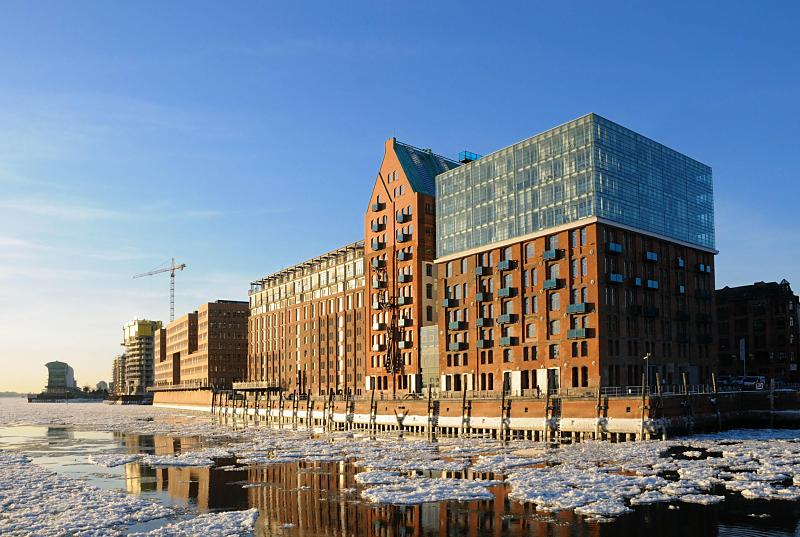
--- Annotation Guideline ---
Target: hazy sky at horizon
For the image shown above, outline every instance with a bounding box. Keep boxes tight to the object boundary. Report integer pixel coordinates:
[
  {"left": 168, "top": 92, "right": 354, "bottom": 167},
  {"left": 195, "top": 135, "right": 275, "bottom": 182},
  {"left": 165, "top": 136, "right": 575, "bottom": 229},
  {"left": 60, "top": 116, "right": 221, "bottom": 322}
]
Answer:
[{"left": 1, "top": 2, "right": 798, "bottom": 391}]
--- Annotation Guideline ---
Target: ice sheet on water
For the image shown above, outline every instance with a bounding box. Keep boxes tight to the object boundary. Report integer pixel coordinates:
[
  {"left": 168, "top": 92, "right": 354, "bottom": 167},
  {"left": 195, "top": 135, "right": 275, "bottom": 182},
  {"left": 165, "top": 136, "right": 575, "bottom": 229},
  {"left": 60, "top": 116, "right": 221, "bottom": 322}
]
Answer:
[
  {"left": 142, "top": 448, "right": 232, "bottom": 468},
  {"left": 129, "top": 508, "right": 259, "bottom": 536},
  {"left": 354, "top": 471, "right": 409, "bottom": 485},
  {"left": 0, "top": 450, "right": 172, "bottom": 536},
  {"left": 88, "top": 453, "right": 143, "bottom": 467},
  {"left": 361, "top": 478, "right": 499, "bottom": 505}
]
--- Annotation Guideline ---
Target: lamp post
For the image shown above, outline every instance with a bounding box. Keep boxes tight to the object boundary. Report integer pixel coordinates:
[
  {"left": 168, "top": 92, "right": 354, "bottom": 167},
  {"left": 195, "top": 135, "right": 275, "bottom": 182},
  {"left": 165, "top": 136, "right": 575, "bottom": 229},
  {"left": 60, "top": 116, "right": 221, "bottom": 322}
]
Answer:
[{"left": 643, "top": 352, "right": 651, "bottom": 393}]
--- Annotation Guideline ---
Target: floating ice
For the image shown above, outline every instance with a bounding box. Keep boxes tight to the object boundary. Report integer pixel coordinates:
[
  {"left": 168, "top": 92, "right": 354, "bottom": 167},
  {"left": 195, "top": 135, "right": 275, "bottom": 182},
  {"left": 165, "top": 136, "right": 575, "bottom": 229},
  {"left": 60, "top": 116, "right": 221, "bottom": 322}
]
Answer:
[
  {"left": 362, "top": 478, "right": 499, "bottom": 505},
  {"left": 88, "top": 453, "right": 142, "bottom": 467},
  {"left": 130, "top": 508, "right": 259, "bottom": 536},
  {"left": 354, "top": 471, "right": 409, "bottom": 485}
]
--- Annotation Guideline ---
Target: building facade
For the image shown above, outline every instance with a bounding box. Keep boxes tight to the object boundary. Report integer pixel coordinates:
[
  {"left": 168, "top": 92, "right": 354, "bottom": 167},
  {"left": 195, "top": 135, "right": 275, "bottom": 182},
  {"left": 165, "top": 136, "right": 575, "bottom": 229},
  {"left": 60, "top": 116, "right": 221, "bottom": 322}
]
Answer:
[
  {"left": 435, "top": 114, "right": 716, "bottom": 393},
  {"left": 363, "top": 138, "right": 460, "bottom": 395},
  {"left": 112, "top": 354, "right": 126, "bottom": 394},
  {"left": 247, "top": 242, "right": 366, "bottom": 395},
  {"left": 122, "top": 319, "right": 161, "bottom": 395},
  {"left": 716, "top": 280, "right": 800, "bottom": 381},
  {"left": 45, "top": 361, "right": 76, "bottom": 395},
  {"left": 154, "top": 301, "right": 248, "bottom": 389}
]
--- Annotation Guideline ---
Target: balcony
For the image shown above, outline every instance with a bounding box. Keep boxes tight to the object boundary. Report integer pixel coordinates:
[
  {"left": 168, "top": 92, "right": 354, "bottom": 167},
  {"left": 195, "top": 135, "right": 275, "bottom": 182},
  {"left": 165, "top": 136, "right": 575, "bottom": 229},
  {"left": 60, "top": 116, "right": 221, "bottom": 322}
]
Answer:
[
  {"left": 371, "top": 258, "right": 386, "bottom": 269},
  {"left": 476, "top": 292, "right": 492, "bottom": 302},
  {"left": 676, "top": 257, "right": 686, "bottom": 269},
  {"left": 396, "top": 232, "right": 411, "bottom": 243},
  {"left": 399, "top": 340, "right": 412, "bottom": 350},
  {"left": 499, "top": 336, "right": 518, "bottom": 347},
  {"left": 371, "top": 322, "right": 386, "bottom": 331},
  {"left": 448, "top": 341, "right": 467, "bottom": 351},
  {"left": 498, "top": 286, "right": 516, "bottom": 298},
  {"left": 371, "top": 240, "right": 385, "bottom": 251},
  {"left": 477, "top": 339, "right": 493, "bottom": 349},
  {"left": 567, "top": 328, "right": 587, "bottom": 339},
  {"left": 497, "top": 259, "right": 515, "bottom": 271},
  {"left": 628, "top": 304, "right": 642, "bottom": 316},
  {"left": 397, "top": 251, "right": 412, "bottom": 261},
  {"left": 398, "top": 274, "right": 412, "bottom": 283},
  {"left": 396, "top": 213, "right": 410, "bottom": 223},
  {"left": 372, "top": 301, "right": 382, "bottom": 310},
  {"left": 567, "top": 302, "right": 588, "bottom": 314},
  {"left": 695, "top": 289, "right": 711, "bottom": 299},
  {"left": 608, "top": 273, "right": 624, "bottom": 284},
  {"left": 371, "top": 221, "right": 385, "bottom": 232},
  {"left": 645, "top": 251, "right": 658, "bottom": 262},
  {"left": 646, "top": 280, "right": 659, "bottom": 290},
  {"left": 448, "top": 320, "right": 467, "bottom": 331},
  {"left": 398, "top": 296, "right": 412, "bottom": 306},
  {"left": 476, "top": 317, "right": 493, "bottom": 327},
  {"left": 543, "top": 248, "right": 561, "bottom": 261},
  {"left": 398, "top": 317, "right": 413, "bottom": 328},
  {"left": 475, "top": 266, "right": 492, "bottom": 276},
  {"left": 371, "top": 202, "right": 385, "bottom": 212},
  {"left": 633, "top": 277, "right": 642, "bottom": 287},
  {"left": 678, "top": 285, "right": 686, "bottom": 295},
  {"left": 442, "top": 298, "right": 459, "bottom": 308},
  {"left": 543, "top": 278, "right": 561, "bottom": 290},
  {"left": 372, "top": 280, "right": 387, "bottom": 289},
  {"left": 372, "top": 343, "right": 386, "bottom": 352},
  {"left": 643, "top": 307, "right": 660, "bottom": 318},
  {"left": 607, "top": 242, "right": 623, "bottom": 254},
  {"left": 497, "top": 313, "right": 517, "bottom": 324}
]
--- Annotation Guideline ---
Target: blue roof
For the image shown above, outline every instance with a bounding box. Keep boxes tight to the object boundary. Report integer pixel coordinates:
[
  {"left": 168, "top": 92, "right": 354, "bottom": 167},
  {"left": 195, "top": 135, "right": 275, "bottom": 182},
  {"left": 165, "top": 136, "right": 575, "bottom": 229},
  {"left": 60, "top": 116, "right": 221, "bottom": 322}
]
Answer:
[{"left": 393, "top": 140, "right": 461, "bottom": 196}]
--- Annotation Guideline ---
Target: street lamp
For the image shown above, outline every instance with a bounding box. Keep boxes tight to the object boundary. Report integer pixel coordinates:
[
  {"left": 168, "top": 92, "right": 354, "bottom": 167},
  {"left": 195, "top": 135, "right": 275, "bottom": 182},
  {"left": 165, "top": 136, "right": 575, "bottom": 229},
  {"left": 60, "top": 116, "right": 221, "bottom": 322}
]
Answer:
[{"left": 643, "top": 353, "right": 651, "bottom": 392}]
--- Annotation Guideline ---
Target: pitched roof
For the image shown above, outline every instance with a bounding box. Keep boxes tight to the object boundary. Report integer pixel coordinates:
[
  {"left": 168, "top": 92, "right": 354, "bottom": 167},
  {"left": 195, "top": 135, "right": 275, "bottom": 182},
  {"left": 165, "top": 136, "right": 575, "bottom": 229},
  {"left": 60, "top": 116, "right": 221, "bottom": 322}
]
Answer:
[{"left": 393, "top": 139, "right": 461, "bottom": 196}]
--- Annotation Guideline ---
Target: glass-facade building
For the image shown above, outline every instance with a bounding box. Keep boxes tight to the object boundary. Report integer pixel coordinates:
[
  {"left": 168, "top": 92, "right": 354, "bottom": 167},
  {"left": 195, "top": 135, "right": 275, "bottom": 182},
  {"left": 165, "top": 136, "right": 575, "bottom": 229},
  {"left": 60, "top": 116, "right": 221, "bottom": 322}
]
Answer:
[{"left": 435, "top": 114, "right": 714, "bottom": 258}]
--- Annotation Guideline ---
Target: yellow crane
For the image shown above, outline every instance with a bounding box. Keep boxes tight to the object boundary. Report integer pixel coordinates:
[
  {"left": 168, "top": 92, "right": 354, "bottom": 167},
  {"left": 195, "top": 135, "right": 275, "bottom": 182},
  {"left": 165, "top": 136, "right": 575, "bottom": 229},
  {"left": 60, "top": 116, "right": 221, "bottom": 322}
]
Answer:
[{"left": 133, "top": 258, "right": 187, "bottom": 322}]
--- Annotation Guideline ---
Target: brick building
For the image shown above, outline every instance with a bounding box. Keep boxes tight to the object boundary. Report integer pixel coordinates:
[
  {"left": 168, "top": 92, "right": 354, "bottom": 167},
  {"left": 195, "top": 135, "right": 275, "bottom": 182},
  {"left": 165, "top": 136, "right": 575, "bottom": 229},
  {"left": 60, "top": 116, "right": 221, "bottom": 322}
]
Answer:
[
  {"left": 153, "top": 301, "right": 247, "bottom": 389},
  {"left": 716, "top": 280, "right": 800, "bottom": 381},
  {"left": 435, "top": 114, "right": 717, "bottom": 394},
  {"left": 247, "top": 242, "right": 366, "bottom": 395},
  {"left": 363, "top": 138, "right": 460, "bottom": 395}
]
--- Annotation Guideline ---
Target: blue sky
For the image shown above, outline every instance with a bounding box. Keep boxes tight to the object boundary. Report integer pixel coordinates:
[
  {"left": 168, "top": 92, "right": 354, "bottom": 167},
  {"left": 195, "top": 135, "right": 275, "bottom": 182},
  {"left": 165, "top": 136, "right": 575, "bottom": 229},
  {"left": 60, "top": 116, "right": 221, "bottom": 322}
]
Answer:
[{"left": 1, "top": 2, "right": 798, "bottom": 391}]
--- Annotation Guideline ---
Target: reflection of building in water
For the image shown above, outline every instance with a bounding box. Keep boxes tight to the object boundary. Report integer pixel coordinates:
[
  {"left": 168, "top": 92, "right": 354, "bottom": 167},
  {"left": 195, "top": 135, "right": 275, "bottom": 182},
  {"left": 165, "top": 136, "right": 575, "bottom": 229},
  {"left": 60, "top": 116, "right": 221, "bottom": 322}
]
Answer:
[{"left": 46, "top": 427, "right": 74, "bottom": 440}]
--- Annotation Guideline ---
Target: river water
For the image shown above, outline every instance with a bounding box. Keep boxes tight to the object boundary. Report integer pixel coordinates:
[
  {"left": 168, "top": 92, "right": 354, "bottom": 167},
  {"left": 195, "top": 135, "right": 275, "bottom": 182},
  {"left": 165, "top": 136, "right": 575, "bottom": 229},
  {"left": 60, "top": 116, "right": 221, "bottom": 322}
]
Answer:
[{"left": 2, "top": 399, "right": 800, "bottom": 536}]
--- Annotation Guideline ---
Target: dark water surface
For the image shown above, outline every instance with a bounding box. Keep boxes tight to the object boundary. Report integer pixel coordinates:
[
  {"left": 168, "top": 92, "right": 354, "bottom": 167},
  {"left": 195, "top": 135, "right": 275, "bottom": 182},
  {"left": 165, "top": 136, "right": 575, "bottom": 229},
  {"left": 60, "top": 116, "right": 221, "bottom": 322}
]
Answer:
[{"left": 1, "top": 423, "right": 800, "bottom": 536}]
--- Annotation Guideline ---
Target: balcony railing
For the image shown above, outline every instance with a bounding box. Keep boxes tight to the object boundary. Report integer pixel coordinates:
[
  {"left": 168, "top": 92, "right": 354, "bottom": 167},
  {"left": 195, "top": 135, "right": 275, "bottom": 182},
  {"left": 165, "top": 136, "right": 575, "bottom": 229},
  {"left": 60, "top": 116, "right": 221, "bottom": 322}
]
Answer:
[
  {"left": 477, "top": 339, "right": 493, "bottom": 349},
  {"left": 448, "top": 341, "right": 467, "bottom": 351},
  {"left": 371, "top": 202, "right": 385, "bottom": 212},
  {"left": 372, "top": 280, "right": 387, "bottom": 289},
  {"left": 398, "top": 274, "right": 412, "bottom": 283},
  {"left": 372, "top": 344, "right": 386, "bottom": 352},
  {"left": 645, "top": 251, "right": 658, "bottom": 262},
  {"left": 607, "top": 242, "right": 623, "bottom": 254},
  {"left": 497, "top": 313, "right": 517, "bottom": 324},
  {"left": 398, "top": 318, "right": 413, "bottom": 328},
  {"left": 475, "top": 266, "right": 492, "bottom": 276},
  {"left": 371, "top": 222, "right": 385, "bottom": 232},
  {"left": 398, "top": 296, "right": 412, "bottom": 306},
  {"left": 372, "top": 322, "right": 386, "bottom": 331},
  {"left": 371, "top": 258, "right": 385, "bottom": 269},
  {"left": 497, "top": 259, "right": 515, "bottom": 271},
  {"left": 695, "top": 289, "right": 711, "bottom": 299},
  {"left": 567, "top": 302, "right": 588, "bottom": 314},
  {"left": 697, "top": 263, "right": 712, "bottom": 274},
  {"left": 398, "top": 340, "right": 412, "bottom": 349},
  {"left": 499, "top": 336, "right": 517, "bottom": 347},
  {"left": 442, "top": 298, "right": 459, "bottom": 308},
  {"left": 476, "top": 292, "right": 492, "bottom": 302},
  {"left": 396, "top": 232, "right": 410, "bottom": 243},
  {"left": 371, "top": 240, "right": 385, "bottom": 251},
  {"left": 543, "top": 278, "right": 561, "bottom": 290},
  {"left": 646, "top": 279, "right": 659, "bottom": 290},
  {"left": 543, "top": 248, "right": 561, "bottom": 261},
  {"left": 476, "top": 317, "right": 493, "bottom": 327},
  {"left": 608, "top": 273, "right": 624, "bottom": 283},
  {"left": 448, "top": 320, "right": 467, "bottom": 330},
  {"left": 498, "top": 286, "right": 516, "bottom": 298},
  {"left": 396, "top": 213, "right": 410, "bottom": 223},
  {"left": 567, "top": 328, "right": 586, "bottom": 339},
  {"left": 397, "top": 251, "right": 412, "bottom": 261}
]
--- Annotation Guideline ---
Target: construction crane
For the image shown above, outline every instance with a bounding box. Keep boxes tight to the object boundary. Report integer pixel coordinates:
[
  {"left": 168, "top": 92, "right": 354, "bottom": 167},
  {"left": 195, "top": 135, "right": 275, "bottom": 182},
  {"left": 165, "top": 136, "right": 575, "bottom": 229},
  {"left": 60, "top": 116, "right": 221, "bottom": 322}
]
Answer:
[{"left": 133, "top": 258, "right": 187, "bottom": 322}]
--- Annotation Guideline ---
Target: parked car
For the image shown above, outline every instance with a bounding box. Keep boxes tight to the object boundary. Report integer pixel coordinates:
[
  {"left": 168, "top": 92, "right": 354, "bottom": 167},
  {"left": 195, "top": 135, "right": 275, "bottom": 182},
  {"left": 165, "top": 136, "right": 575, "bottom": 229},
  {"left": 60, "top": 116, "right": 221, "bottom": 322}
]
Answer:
[{"left": 741, "top": 376, "right": 767, "bottom": 390}]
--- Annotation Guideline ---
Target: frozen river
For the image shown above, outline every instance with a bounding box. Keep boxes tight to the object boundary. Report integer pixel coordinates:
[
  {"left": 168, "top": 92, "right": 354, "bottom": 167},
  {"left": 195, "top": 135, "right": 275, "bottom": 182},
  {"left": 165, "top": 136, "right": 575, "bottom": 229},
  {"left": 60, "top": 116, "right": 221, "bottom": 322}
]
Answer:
[{"left": 2, "top": 398, "right": 800, "bottom": 536}]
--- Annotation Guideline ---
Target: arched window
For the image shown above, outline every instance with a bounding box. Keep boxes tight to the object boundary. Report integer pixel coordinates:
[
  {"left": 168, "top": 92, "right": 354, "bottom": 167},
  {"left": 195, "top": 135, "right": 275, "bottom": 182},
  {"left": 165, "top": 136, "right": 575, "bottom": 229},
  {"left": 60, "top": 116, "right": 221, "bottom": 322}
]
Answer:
[
  {"left": 571, "top": 367, "right": 579, "bottom": 387},
  {"left": 581, "top": 366, "right": 589, "bottom": 387}
]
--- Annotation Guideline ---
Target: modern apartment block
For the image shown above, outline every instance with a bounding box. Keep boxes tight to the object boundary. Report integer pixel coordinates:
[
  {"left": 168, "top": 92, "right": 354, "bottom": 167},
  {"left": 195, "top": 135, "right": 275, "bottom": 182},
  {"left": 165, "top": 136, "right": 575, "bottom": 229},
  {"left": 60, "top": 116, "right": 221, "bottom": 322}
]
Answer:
[
  {"left": 45, "top": 361, "right": 76, "bottom": 395},
  {"left": 247, "top": 242, "right": 366, "bottom": 395},
  {"left": 112, "top": 354, "right": 126, "bottom": 394},
  {"left": 716, "top": 280, "right": 800, "bottom": 381},
  {"left": 363, "top": 138, "right": 460, "bottom": 394},
  {"left": 122, "top": 319, "right": 161, "bottom": 395},
  {"left": 435, "top": 114, "right": 717, "bottom": 394},
  {"left": 153, "top": 301, "right": 248, "bottom": 389}
]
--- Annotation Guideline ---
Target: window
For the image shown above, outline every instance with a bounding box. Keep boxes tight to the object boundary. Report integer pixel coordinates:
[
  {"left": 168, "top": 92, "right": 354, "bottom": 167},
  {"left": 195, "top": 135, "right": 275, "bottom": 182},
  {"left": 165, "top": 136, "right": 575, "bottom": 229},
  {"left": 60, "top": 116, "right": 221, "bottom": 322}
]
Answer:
[
  {"left": 426, "top": 306, "right": 433, "bottom": 322},
  {"left": 446, "top": 262, "right": 453, "bottom": 278},
  {"left": 550, "top": 293, "right": 560, "bottom": 311},
  {"left": 526, "top": 323, "right": 536, "bottom": 337},
  {"left": 503, "top": 246, "right": 512, "bottom": 261},
  {"left": 549, "top": 344, "right": 559, "bottom": 359},
  {"left": 549, "top": 319, "right": 560, "bottom": 335},
  {"left": 426, "top": 263, "right": 433, "bottom": 277},
  {"left": 503, "top": 349, "right": 512, "bottom": 363},
  {"left": 581, "top": 258, "right": 588, "bottom": 276},
  {"left": 571, "top": 230, "right": 579, "bottom": 248},
  {"left": 460, "top": 258, "right": 468, "bottom": 274},
  {"left": 525, "top": 243, "right": 535, "bottom": 260},
  {"left": 426, "top": 284, "right": 433, "bottom": 299},
  {"left": 581, "top": 228, "right": 587, "bottom": 246},
  {"left": 571, "top": 259, "right": 578, "bottom": 278},
  {"left": 548, "top": 235, "right": 558, "bottom": 249}
]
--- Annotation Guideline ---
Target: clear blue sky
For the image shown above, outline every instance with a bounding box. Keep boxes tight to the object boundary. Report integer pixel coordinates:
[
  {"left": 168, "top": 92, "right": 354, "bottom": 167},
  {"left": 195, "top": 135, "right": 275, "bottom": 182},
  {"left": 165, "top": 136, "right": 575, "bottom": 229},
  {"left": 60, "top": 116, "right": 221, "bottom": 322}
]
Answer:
[{"left": 1, "top": 2, "right": 798, "bottom": 391}]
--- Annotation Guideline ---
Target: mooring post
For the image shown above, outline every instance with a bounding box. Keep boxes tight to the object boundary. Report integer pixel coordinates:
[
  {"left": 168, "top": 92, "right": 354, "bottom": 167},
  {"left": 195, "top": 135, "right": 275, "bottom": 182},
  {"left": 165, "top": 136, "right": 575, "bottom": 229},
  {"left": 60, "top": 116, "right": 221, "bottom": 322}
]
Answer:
[
  {"left": 544, "top": 389, "right": 551, "bottom": 443},
  {"left": 595, "top": 388, "right": 602, "bottom": 440},
  {"left": 640, "top": 372, "right": 647, "bottom": 441}
]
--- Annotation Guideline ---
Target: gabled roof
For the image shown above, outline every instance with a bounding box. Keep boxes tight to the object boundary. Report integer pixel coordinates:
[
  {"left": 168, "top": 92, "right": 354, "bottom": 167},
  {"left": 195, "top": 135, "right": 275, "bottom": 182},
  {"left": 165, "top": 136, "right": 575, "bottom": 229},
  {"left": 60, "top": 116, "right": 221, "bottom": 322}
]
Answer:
[{"left": 393, "top": 139, "right": 461, "bottom": 196}]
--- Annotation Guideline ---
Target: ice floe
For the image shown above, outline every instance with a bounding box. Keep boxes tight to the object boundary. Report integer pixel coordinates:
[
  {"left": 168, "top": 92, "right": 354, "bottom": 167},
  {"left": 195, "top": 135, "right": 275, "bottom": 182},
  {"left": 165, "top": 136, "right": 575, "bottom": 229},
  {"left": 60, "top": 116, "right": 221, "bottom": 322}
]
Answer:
[
  {"left": 129, "top": 508, "right": 259, "bottom": 536},
  {"left": 361, "top": 477, "right": 499, "bottom": 504}
]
